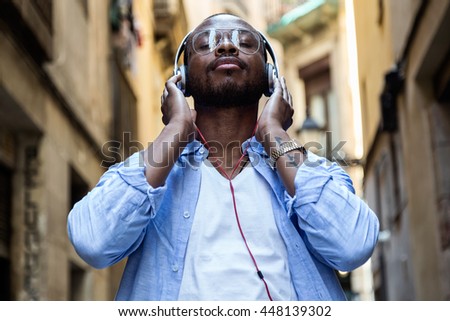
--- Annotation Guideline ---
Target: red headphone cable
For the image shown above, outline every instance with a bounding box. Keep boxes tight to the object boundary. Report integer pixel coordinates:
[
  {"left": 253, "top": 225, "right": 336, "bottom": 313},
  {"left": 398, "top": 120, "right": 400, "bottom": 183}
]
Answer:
[{"left": 195, "top": 124, "right": 274, "bottom": 301}]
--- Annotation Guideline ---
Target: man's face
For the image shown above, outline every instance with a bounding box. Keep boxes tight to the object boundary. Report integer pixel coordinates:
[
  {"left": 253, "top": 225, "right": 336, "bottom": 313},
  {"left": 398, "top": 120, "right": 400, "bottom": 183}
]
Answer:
[{"left": 186, "top": 15, "right": 267, "bottom": 108}]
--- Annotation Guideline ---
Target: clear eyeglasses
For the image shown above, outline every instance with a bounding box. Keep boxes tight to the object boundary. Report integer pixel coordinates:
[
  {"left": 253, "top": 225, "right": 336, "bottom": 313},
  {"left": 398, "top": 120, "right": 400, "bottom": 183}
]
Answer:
[{"left": 191, "top": 28, "right": 261, "bottom": 55}]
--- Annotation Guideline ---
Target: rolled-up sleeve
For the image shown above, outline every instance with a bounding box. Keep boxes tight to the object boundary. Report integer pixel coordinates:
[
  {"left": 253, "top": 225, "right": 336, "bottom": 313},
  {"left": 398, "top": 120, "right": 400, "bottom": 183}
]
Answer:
[
  {"left": 286, "top": 154, "right": 379, "bottom": 272},
  {"left": 67, "top": 152, "right": 166, "bottom": 269}
]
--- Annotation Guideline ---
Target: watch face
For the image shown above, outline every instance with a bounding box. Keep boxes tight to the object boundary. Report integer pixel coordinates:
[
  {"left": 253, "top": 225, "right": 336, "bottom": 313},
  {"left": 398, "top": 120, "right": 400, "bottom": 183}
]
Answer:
[{"left": 269, "top": 141, "right": 305, "bottom": 168}]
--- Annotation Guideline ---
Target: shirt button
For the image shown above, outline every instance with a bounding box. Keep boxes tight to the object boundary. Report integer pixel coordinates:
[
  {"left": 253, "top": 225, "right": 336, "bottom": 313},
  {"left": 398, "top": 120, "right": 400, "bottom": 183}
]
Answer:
[
  {"left": 183, "top": 211, "right": 190, "bottom": 219},
  {"left": 172, "top": 264, "right": 179, "bottom": 272}
]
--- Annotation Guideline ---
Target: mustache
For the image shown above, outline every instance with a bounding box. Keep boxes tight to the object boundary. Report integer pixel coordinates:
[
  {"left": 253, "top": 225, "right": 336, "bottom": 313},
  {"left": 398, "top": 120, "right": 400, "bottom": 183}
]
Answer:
[{"left": 207, "top": 56, "right": 248, "bottom": 71}]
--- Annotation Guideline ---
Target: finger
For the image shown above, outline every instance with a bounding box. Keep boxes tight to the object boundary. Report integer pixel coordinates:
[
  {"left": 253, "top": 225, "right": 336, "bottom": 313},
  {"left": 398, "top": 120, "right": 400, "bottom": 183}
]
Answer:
[
  {"left": 280, "top": 77, "right": 289, "bottom": 102},
  {"left": 284, "top": 118, "right": 293, "bottom": 131},
  {"left": 272, "top": 76, "right": 282, "bottom": 96},
  {"left": 167, "top": 73, "right": 182, "bottom": 84},
  {"left": 190, "top": 109, "right": 197, "bottom": 123},
  {"left": 165, "top": 74, "right": 182, "bottom": 91},
  {"left": 281, "top": 77, "right": 293, "bottom": 107},
  {"left": 161, "top": 87, "right": 168, "bottom": 105}
]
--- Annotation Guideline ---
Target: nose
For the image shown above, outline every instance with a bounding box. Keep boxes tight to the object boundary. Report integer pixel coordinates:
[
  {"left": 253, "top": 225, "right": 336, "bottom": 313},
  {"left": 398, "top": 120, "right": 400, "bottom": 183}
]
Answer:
[{"left": 215, "top": 33, "right": 238, "bottom": 55}]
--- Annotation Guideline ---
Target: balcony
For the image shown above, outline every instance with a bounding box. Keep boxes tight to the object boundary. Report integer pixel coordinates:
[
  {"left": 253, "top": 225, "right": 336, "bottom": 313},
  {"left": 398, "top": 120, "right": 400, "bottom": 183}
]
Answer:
[
  {"left": 0, "top": 0, "right": 54, "bottom": 63},
  {"left": 153, "top": 0, "right": 179, "bottom": 37},
  {"left": 267, "top": 0, "right": 338, "bottom": 46}
]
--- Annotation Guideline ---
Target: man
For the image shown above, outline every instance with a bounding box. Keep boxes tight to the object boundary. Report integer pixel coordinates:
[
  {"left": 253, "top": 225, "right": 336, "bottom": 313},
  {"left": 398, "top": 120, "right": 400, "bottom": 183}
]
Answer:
[{"left": 68, "top": 13, "right": 379, "bottom": 301}]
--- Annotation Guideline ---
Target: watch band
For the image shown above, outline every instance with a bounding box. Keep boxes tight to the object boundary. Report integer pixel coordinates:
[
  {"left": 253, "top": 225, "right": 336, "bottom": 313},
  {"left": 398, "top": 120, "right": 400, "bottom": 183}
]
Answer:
[{"left": 269, "top": 140, "right": 306, "bottom": 168}]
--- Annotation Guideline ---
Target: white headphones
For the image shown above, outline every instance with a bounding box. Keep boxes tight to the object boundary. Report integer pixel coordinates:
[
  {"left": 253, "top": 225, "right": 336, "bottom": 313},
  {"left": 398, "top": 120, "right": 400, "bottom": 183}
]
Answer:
[{"left": 173, "top": 30, "right": 280, "bottom": 97}]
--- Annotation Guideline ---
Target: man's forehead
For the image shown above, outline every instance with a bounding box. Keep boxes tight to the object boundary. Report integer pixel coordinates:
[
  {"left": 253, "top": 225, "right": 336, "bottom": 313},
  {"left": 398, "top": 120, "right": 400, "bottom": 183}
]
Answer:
[{"left": 194, "top": 14, "right": 256, "bottom": 32}]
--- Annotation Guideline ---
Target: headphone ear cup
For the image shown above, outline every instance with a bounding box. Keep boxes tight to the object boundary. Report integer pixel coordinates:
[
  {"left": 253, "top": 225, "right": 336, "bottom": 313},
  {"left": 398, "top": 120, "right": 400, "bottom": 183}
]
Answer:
[
  {"left": 177, "top": 65, "right": 190, "bottom": 97},
  {"left": 264, "top": 63, "right": 275, "bottom": 97}
]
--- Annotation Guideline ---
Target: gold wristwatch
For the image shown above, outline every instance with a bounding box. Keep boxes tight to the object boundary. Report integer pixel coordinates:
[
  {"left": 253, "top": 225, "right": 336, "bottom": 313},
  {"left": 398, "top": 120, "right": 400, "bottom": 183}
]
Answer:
[{"left": 269, "top": 140, "right": 307, "bottom": 168}]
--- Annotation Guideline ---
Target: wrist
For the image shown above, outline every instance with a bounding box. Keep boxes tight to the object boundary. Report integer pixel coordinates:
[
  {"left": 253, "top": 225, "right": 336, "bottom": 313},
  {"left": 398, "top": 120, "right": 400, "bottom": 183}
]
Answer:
[
  {"left": 269, "top": 139, "right": 307, "bottom": 168},
  {"left": 166, "top": 118, "right": 195, "bottom": 142},
  {"left": 256, "top": 122, "right": 285, "bottom": 144}
]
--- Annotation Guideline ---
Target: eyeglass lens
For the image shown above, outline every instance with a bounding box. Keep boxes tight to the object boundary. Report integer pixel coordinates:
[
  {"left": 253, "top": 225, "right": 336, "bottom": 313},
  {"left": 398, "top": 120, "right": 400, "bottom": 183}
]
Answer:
[{"left": 192, "top": 29, "right": 260, "bottom": 55}]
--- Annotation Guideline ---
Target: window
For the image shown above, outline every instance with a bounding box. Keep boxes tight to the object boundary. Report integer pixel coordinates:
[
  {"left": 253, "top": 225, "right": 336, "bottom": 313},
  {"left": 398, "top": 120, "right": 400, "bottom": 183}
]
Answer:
[
  {"left": 299, "top": 56, "right": 332, "bottom": 131},
  {"left": 69, "top": 168, "right": 89, "bottom": 300},
  {"left": 70, "top": 168, "right": 89, "bottom": 208},
  {"left": 0, "top": 0, "right": 54, "bottom": 62},
  {"left": 69, "top": 262, "right": 87, "bottom": 300},
  {"left": 110, "top": 60, "right": 138, "bottom": 165},
  {"left": 0, "top": 165, "right": 12, "bottom": 300},
  {"left": 298, "top": 56, "right": 337, "bottom": 159}
]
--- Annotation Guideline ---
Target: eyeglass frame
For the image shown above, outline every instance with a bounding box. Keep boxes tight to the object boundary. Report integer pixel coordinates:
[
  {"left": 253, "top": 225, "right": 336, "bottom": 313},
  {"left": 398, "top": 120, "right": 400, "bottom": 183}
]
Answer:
[{"left": 189, "top": 28, "right": 262, "bottom": 56}]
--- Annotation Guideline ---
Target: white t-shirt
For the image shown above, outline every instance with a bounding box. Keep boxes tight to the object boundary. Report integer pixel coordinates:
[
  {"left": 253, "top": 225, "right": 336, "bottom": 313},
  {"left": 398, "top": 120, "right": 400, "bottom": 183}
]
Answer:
[{"left": 178, "top": 160, "right": 297, "bottom": 300}]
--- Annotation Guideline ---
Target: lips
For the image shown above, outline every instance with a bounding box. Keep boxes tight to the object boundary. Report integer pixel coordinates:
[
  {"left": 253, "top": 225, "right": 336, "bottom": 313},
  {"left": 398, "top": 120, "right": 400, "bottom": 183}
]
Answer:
[{"left": 211, "top": 57, "right": 245, "bottom": 70}]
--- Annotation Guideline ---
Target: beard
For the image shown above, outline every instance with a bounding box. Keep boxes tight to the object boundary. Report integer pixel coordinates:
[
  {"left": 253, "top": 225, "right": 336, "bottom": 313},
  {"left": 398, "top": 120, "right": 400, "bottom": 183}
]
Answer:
[{"left": 188, "top": 70, "right": 266, "bottom": 109}]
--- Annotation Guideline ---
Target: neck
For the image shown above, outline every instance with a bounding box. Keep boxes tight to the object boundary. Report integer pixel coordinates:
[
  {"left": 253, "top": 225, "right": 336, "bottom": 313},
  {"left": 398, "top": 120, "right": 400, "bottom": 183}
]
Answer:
[{"left": 195, "top": 105, "right": 258, "bottom": 177}]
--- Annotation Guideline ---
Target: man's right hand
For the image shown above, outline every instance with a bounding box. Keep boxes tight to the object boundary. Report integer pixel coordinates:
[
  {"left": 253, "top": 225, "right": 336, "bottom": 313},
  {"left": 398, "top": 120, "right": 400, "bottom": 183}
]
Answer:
[{"left": 161, "top": 74, "right": 197, "bottom": 140}]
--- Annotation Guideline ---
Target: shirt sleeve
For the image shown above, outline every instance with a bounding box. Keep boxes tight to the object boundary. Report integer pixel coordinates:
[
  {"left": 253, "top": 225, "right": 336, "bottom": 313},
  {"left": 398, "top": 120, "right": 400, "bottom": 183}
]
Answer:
[
  {"left": 285, "top": 152, "right": 380, "bottom": 272},
  {"left": 67, "top": 151, "right": 166, "bottom": 269}
]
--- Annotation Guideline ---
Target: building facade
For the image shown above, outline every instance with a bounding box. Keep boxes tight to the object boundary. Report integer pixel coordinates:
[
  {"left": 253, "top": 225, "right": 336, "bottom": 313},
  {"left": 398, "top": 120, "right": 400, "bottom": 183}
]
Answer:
[
  {"left": 354, "top": 0, "right": 450, "bottom": 300},
  {"left": 0, "top": 0, "right": 188, "bottom": 300},
  {"left": 267, "top": 0, "right": 374, "bottom": 300},
  {"left": 0, "top": 0, "right": 114, "bottom": 300},
  {"left": 7, "top": 0, "right": 447, "bottom": 302}
]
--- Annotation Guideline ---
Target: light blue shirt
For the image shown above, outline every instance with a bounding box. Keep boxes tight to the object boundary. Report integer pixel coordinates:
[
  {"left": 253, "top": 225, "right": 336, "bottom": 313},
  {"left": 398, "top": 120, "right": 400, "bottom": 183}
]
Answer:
[{"left": 67, "top": 138, "right": 379, "bottom": 300}]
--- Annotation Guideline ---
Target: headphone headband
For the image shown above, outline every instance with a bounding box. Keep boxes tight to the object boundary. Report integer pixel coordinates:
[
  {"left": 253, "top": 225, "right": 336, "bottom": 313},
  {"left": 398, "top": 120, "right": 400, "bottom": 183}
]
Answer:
[
  {"left": 258, "top": 31, "right": 279, "bottom": 78},
  {"left": 173, "top": 31, "right": 191, "bottom": 76}
]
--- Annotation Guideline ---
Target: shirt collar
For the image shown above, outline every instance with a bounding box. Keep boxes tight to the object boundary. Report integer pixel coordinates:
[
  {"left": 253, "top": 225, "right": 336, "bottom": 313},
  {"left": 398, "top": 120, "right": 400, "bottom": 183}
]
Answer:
[{"left": 179, "top": 137, "right": 269, "bottom": 165}]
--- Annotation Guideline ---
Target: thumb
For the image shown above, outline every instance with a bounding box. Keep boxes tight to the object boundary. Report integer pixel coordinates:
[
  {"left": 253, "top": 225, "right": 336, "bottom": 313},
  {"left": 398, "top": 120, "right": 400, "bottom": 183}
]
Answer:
[{"left": 190, "top": 109, "right": 197, "bottom": 123}]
